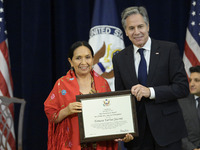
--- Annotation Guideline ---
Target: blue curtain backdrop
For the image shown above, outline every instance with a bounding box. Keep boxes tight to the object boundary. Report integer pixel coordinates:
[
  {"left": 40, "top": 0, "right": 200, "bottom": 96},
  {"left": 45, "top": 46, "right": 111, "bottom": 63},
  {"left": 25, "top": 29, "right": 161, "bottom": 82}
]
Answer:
[{"left": 4, "top": 0, "right": 191, "bottom": 149}]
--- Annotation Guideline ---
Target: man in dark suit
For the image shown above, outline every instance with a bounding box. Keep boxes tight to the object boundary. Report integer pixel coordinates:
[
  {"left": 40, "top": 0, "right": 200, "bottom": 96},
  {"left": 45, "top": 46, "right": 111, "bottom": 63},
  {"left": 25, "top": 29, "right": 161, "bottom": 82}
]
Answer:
[
  {"left": 112, "top": 6, "right": 189, "bottom": 150},
  {"left": 178, "top": 66, "right": 200, "bottom": 150}
]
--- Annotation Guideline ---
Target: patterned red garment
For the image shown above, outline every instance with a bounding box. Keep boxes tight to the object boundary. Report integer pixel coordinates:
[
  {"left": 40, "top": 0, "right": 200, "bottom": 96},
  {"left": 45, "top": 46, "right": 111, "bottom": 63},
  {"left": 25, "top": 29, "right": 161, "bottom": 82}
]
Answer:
[{"left": 44, "top": 70, "right": 118, "bottom": 150}]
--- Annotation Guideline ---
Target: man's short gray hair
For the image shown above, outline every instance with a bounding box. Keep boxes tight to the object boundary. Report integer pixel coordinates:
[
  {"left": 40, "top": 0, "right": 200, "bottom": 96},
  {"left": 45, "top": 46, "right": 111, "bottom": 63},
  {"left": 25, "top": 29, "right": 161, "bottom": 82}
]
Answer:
[{"left": 121, "top": 6, "right": 149, "bottom": 30}]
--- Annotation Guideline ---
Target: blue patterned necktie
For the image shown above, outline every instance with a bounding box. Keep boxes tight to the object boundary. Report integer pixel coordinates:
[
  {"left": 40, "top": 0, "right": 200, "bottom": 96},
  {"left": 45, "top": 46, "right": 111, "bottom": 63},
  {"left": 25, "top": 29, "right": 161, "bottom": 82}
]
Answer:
[
  {"left": 197, "top": 97, "right": 200, "bottom": 120},
  {"left": 138, "top": 48, "right": 147, "bottom": 86}
]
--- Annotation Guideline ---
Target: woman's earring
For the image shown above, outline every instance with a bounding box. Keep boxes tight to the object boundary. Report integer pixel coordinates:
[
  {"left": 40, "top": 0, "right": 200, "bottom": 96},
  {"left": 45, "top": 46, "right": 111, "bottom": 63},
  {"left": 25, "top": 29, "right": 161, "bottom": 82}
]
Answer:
[{"left": 71, "top": 66, "right": 74, "bottom": 72}]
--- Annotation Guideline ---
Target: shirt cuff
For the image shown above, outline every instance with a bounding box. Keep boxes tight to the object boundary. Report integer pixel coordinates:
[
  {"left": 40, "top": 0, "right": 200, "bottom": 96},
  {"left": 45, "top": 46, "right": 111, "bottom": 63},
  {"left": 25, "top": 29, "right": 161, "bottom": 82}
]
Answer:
[{"left": 149, "top": 87, "right": 155, "bottom": 99}]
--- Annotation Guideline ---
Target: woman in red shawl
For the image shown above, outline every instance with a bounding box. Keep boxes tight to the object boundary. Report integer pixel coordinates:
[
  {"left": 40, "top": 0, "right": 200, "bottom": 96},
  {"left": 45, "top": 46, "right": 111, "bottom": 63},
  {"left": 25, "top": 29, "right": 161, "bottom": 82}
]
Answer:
[{"left": 44, "top": 41, "right": 133, "bottom": 150}]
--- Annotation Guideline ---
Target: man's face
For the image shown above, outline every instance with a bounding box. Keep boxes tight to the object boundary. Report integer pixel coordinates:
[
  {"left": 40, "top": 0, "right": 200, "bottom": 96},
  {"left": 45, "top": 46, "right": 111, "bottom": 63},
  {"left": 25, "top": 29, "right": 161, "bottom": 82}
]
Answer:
[
  {"left": 189, "top": 72, "right": 200, "bottom": 96},
  {"left": 125, "top": 14, "right": 149, "bottom": 48}
]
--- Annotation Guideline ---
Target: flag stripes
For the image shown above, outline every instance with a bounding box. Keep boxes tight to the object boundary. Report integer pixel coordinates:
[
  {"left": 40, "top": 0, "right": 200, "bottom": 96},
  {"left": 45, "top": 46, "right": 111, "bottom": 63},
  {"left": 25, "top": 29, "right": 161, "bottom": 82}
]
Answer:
[
  {"left": 0, "top": 0, "right": 15, "bottom": 149},
  {"left": 0, "top": 42, "right": 13, "bottom": 98},
  {"left": 183, "top": 0, "right": 200, "bottom": 76}
]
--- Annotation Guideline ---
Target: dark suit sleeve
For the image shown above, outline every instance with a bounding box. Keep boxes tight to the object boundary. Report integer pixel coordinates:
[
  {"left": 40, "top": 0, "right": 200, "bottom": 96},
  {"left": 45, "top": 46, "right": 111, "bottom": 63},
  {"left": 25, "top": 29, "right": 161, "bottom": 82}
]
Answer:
[
  {"left": 178, "top": 96, "right": 200, "bottom": 150},
  {"left": 112, "top": 54, "right": 126, "bottom": 91},
  {"left": 181, "top": 137, "right": 196, "bottom": 150},
  {"left": 153, "top": 43, "right": 189, "bottom": 103}
]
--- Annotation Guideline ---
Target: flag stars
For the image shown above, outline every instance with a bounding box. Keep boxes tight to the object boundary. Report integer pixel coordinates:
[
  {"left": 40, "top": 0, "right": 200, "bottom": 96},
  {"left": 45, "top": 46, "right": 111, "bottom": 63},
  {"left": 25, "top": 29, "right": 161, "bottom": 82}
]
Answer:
[
  {"left": 0, "top": 17, "right": 2, "bottom": 22},
  {"left": 199, "top": 23, "right": 200, "bottom": 36},
  {"left": 191, "top": 11, "right": 196, "bottom": 16},
  {"left": 191, "top": 21, "right": 195, "bottom": 26},
  {"left": 0, "top": 8, "right": 3, "bottom": 13},
  {"left": 192, "top": 1, "right": 196, "bottom": 6}
]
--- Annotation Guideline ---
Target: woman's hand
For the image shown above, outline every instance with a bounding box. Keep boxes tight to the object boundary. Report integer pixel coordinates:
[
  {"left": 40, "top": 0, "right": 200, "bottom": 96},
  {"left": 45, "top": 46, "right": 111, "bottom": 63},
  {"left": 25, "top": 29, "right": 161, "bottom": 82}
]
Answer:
[
  {"left": 54, "top": 102, "right": 82, "bottom": 123},
  {"left": 65, "top": 102, "right": 82, "bottom": 116},
  {"left": 114, "top": 133, "right": 134, "bottom": 143}
]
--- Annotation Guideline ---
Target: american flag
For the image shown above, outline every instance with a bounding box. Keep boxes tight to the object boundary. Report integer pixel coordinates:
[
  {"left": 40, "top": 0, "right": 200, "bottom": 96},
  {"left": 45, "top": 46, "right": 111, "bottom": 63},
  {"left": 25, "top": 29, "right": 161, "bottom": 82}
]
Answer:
[
  {"left": 0, "top": 0, "right": 16, "bottom": 150},
  {"left": 183, "top": 0, "right": 200, "bottom": 76}
]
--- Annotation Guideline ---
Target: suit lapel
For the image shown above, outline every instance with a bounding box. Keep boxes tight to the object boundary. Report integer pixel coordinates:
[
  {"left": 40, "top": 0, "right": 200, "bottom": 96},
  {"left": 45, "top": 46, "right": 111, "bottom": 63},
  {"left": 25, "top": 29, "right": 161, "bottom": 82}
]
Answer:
[
  {"left": 125, "top": 46, "right": 138, "bottom": 83},
  {"left": 189, "top": 95, "right": 200, "bottom": 122},
  {"left": 147, "top": 39, "right": 160, "bottom": 85}
]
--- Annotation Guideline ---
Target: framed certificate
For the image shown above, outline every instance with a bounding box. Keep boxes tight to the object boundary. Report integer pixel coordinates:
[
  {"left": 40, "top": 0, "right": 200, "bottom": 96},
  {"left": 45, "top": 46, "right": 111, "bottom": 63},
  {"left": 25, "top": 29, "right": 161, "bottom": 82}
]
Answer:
[{"left": 76, "top": 90, "right": 138, "bottom": 143}]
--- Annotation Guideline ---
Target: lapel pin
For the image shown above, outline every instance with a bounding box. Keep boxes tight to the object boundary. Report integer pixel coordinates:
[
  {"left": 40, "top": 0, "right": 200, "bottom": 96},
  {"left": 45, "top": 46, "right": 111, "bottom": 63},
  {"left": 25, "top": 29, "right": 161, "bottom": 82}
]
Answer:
[{"left": 155, "top": 52, "right": 159, "bottom": 55}]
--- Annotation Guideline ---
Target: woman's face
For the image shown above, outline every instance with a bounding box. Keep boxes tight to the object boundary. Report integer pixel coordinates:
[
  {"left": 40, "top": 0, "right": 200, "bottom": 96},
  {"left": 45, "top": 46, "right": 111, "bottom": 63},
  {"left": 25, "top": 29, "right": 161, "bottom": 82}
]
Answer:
[{"left": 68, "top": 46, "right": 94, "bottom": 76}]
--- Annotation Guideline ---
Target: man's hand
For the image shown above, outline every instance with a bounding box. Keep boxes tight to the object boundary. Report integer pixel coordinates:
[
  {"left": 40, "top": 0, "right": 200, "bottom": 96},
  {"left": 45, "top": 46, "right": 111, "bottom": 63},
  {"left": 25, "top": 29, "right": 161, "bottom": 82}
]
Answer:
[{"left": 131, "top": 84, "right": 150, "bottom": 101}]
